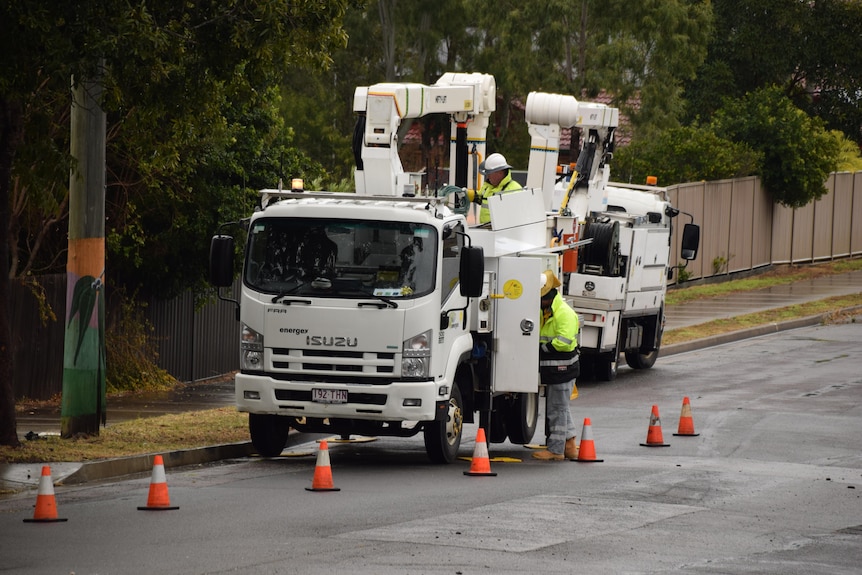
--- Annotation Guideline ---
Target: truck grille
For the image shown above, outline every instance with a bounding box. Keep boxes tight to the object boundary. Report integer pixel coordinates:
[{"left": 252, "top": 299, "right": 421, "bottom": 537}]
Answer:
[{"left": 270, "top": 348, "right": 396, "bottom": 375}]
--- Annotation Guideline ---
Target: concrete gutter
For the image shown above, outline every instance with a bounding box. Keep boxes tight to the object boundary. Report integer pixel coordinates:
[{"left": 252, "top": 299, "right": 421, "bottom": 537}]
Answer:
[{"left": 60, "top": 441, "right": 257, "bottom": 485}]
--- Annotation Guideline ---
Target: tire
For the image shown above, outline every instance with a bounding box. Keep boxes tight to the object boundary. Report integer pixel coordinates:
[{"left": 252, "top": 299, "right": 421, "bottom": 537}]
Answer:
[
  {"left": 505, "top": 392, "right": 539, "bottom": 445},
  {"left": 249, "top": 413, "right": 292, "bottom": 457},
  {"left": 624, "top": 312, "right": 663, "bottom": 370},
  {"left": 424, "top": 383, "right": 464, "bottom": 464},
  {"left": 625, "top": 347, "right": 659, "bottom": 369},
  {"left": 488, "top": 396, "right": 508, "bottom": 444},
  {"left": 596, "top": 354, "right": 618, "bottom": 382}
]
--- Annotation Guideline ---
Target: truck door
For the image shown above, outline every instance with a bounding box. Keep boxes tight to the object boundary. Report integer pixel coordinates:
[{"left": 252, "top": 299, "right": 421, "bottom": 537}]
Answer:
[{"left": 492, "top": 257, "right": 541, "bottom": 393}]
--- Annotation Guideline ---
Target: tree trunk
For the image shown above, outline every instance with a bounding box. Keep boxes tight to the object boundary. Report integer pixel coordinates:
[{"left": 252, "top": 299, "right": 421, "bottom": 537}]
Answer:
[{"left": 0, "top": 98, "right": 23, "bottom": 447}]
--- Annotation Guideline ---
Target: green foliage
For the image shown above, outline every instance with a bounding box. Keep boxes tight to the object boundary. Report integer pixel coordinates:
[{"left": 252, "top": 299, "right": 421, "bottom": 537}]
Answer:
[
  {"left": 2, "top": 1, "right": 351, "bottom": 299},
  {"left": 613, "top": 125, "right": 760, "bottom": 186},
  {"left": 586, "top": 0, "right": 714, "bottom": 137},
  {"left": 684, "top": 0, "right": 862, "bottom": 148},
  {"left": 676, "top": 268, "right": 692, "bottom": 284},
  {"left": 711, "top": 86, "right": 840, "bottom": 209},
  {"left": 833, "top": 131, "right": 862, "bottom": 173}
]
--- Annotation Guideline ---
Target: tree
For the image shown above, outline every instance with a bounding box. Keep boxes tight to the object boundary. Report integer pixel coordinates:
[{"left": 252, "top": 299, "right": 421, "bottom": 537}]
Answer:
[
  {"left": 613, "top": 125, "right": 761, "bottom": 186},
  {"left": 684, "top": 0, "right": 862, "bottom": 147},
  {"left": 0, "top": 1, "right": 354, "bottom": 446},
  {"left": 711, "top": 86, "right": 840, "bottom": 209}
]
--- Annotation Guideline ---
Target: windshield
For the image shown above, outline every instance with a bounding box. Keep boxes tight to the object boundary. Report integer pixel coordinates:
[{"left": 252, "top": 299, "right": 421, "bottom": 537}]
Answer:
[{"left": 245, "top": 218, "right": 438, "bottom": 299}]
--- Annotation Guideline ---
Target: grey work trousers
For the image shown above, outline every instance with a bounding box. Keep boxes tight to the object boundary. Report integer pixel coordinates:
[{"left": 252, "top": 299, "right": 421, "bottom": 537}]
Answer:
[{"left": 545, "top": 379, "right": 578, "bottom": 454}]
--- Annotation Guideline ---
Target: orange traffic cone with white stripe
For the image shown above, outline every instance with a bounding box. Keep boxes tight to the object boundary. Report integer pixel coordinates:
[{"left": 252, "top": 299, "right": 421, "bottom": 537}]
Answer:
[
  {"left": 306, "top": 440, "right": 340, "bottom": 491},
  {"left": 640, "top": 404, "right": 670, "bottom": 447},
  {"left": 23, "top": 466, "right": 67, "bottom": 523},
  {"left": 673, "top": 396, "right": 700, "bottom": 437},
  {"left": 138, "top": 455, "right": 179, "bottom": 510},
  {"left": 464, "top": 427, "right": 497, "bottom": 476},
  {"left": 576, "top": 418, "right": 604, "bottom": 462}
]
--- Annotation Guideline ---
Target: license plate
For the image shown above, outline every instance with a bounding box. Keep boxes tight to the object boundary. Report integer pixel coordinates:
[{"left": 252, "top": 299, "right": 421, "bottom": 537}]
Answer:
[{"left": 312, "top": 388, "right": 348, "bottom": 404}]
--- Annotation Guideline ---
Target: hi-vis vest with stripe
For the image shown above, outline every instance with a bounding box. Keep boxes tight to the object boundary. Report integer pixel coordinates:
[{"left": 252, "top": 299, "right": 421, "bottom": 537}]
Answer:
[
  {"left": 477, "top": 173, "right": 521, "bottom": 224},
  {"left": 539, "top": 293, "right": 580, "bottom": 384}
]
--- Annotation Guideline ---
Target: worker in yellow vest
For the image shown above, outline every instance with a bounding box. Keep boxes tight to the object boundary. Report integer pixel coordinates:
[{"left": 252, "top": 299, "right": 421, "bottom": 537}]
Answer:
[
  {"left": 473, "top": 153, "right": 522, "bottom": 224},
  {"left": 533, "top": 270, "right": 580, "bottom": 461}
]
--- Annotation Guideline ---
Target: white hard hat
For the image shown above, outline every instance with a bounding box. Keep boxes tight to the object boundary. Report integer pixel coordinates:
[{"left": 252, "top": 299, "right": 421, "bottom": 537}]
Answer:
[{"left": 478, "top": 153, "right": 511, "bottom": 175}]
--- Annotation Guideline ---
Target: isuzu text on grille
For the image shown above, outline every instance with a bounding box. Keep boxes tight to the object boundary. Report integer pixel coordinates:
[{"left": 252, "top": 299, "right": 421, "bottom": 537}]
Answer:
[{"left": 306, "top": 336, "right": 358, "bottom": 347}]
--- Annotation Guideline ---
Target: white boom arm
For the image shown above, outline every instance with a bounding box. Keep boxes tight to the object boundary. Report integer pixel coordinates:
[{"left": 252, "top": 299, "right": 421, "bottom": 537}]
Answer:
[
  {"left": 353, "top": 73, "right": 496, "bottom": 197},
  {"left": 524, "top": 92, "right": 619, "bottom": 217}
]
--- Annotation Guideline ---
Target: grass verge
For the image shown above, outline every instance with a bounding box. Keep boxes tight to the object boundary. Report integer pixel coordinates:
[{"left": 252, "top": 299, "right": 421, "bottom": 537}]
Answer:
[{"left": 1, "top": 408, "right": 249, "bottom": 464}]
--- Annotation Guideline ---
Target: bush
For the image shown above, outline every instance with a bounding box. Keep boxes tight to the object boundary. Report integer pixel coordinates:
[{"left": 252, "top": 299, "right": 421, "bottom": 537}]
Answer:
[
  {"left": 106, "top": 298, "right": 177, "bottom": 394},
  {"left": 614, "top": 125, "right": 761, "bottom": 186},
  {"left": 711, "top": 86, "right": 840, "bottom": 208}
]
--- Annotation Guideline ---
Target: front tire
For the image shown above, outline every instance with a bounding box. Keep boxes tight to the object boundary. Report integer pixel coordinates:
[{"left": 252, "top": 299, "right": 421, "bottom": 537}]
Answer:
[
  {"left": 505, "top": 392, "right": 539, "bottom": 445},
  {"left": 424, "top": 383, "right": 464, "bottom": 464},
  {"left": 249, "top": 413, "right": 292, "bottom": 457}
]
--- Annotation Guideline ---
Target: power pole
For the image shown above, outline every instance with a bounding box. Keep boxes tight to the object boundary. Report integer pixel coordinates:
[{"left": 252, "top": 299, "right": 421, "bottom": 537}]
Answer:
[{"left": 61, "top": 74, "right": 106, "bottom": 438}]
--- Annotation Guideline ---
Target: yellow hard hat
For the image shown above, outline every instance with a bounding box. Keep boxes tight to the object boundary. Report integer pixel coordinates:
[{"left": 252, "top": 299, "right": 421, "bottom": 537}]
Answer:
[{"left": 540, "top": 270, "right": 561, "bottom": 297}]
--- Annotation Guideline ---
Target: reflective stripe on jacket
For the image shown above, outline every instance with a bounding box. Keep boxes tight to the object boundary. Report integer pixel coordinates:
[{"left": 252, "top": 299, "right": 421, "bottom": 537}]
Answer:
[
  {"left": 477, "top": 173, "right": 521, "bottom": 224},
  {"left": 539, "top": 292, "right": 580, "bottom": 384}
]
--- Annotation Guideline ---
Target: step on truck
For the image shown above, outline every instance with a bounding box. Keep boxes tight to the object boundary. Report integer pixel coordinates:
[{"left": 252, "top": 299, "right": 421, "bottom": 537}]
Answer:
[{"left": 209, "top": 73, "right": 700, "bottom": 462}]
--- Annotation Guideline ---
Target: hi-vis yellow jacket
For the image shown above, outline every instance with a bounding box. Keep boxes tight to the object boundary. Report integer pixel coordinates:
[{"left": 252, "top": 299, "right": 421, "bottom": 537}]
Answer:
[
  {"left": 539, "top": 292, "right": 580, "bottom": 384},
  {"left": 475, "top": 173, "right": 521, "bottom": 224}
]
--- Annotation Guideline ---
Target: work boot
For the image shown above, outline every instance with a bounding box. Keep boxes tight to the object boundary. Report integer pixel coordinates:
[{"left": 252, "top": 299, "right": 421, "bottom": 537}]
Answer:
[
  {"left": 564, "top": 437, "right": 578, "bottom": 460},
  {"left": 532, "top": 449, "right": 564, "bottom": 461}
]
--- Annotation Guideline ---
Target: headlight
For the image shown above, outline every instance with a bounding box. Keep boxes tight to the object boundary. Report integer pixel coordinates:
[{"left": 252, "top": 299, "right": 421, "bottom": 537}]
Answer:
[
  {"left": 241, "top": 323, "right": 263, "bottom": 370},
  {"left": 402, "top": 329, "right": 431, "bottom": 378}
]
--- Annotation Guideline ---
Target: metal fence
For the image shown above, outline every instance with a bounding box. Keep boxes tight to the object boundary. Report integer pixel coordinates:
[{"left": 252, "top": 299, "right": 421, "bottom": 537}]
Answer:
[
  {"left": 667, "top": 171, "right": 862, "bottom": 278},
  {"left": 10, "top": 172, "right": 862, "bottom": 399}
]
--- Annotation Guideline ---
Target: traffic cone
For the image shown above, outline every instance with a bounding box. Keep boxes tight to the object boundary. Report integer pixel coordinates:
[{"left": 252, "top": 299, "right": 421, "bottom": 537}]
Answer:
[
  {"left": 576, "top": 418, "right": 604, "bottom": 462},
  {"left": 464, "top": 427, "right": 497, "bottom": 476},
  {"left": 23, "top": 466, "right": 68, "bottom": 523},
  {"left": 138, "top": 455, "right": 180, "bottom": 510},
  {"left": 306, "top": 440, "right": 340, "bottom": 491},
  {"left": 640, "top": 404, "right": 670, "bottom": 447},
  {"left": 673, "top": 396, "right": 700, "bottom": 437}
]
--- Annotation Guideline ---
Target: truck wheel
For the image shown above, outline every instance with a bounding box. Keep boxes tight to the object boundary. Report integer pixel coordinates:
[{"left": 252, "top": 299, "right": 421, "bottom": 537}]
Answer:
[
  {"left": 505, "top": 392, "right": 538, "bottom": 445},
  {"left": 596, "top": 355, "right": 618, "bottom": 381},
  {"left": 424, "top": 384, "right": 464, "bottom": 464},
  {"left": 488, "top": 396, "right": 508, "bottom": 443},
  {"left": 249, "top": 413, "right": 291, "bottom": 457},
  {"left": 624, "top": 314, "right": 663, "bottom": 370},
  {"left": 625, "top": 347, "right": 659, "bottom": 369}
]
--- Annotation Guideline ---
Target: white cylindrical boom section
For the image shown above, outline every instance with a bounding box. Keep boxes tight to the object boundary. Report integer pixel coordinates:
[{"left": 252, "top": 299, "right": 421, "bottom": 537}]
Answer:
[
  {"left": 525, "top": 92, "right": 580, "bottom": 211},
  {"left": 525, "top": 91, "right": 580, "bottom": 127}
]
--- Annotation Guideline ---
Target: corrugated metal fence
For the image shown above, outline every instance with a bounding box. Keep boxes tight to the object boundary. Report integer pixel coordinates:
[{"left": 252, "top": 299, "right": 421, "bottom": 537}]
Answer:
[{"left": 10, "top": 172, "right": 862, "bottom": 399}]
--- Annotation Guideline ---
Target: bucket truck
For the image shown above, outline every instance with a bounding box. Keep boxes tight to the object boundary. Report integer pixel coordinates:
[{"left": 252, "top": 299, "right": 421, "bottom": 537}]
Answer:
[{"left": 209, "top": 74, "right": 699, "bottom": 463}]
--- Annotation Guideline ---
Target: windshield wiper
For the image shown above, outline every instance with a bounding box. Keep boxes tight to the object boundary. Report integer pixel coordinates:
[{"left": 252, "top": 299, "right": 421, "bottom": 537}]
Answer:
[
  {"left": 271, "top": 280, "right": 307, "bottom": 303},
  {"left": 340, "top": 288, "right": 398, "bottom": 309}
]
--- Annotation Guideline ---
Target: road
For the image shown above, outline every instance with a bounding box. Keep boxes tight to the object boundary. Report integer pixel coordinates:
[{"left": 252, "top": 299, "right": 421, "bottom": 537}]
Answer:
[{"left": 2, "top": 320, "right": 861, "bottom": 574}]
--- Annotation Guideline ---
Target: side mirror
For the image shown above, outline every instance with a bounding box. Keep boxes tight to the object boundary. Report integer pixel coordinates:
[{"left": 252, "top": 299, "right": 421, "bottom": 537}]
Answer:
[
  {"left": 459, "top": 245, "right": 484, "bottom": 297},
  {"left": 680, "top": 223, "right": 700, "bottom": 261},
  {"left": 209, "top": 235, "right": 235, "bottom": 287}
]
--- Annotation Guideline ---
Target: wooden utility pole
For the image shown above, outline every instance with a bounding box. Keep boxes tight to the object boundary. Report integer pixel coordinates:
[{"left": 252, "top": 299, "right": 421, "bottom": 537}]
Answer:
[{"left": 61, "top": 75, "right": 106, "bottom": 438}]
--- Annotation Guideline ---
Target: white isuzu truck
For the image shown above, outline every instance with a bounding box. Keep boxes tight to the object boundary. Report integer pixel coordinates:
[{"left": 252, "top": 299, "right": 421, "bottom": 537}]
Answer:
[{"left": 209, "top": 73, "right": 699, "bottom": 462}]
